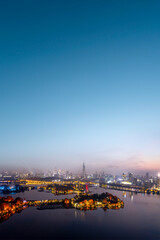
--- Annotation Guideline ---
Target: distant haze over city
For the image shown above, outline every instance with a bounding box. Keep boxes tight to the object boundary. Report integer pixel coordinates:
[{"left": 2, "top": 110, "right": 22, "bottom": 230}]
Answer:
[{"left": 1, "top": 1, "right": 160, "bottom": 173}]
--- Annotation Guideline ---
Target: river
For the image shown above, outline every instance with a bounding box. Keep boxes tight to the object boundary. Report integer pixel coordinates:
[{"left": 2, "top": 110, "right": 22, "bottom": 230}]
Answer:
[{"left": 0, "top": 187, "right": 160, "bottom": 240}]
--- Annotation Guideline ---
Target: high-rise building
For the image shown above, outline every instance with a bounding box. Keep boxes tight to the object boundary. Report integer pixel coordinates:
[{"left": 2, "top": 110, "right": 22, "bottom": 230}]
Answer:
[
  {"left": 128, "top": 172, "right": 133, "bottom": 182},
  {"left": 157, "top": 172, "right": 160, "bottom": 189},
  {"left": 146, "top": 172, "right": 149, "bottom": 180},
  {"left": 82, "top": 162, "right": 86, "bottom": 178}
]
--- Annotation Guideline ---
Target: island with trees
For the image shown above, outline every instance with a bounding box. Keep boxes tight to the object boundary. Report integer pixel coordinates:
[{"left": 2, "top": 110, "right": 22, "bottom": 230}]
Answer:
[{"left": 0, "top": 192, "right": 124, "bottom": 223}]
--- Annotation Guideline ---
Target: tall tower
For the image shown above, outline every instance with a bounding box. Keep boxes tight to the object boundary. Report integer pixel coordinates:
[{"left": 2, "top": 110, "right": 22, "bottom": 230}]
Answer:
[{"left": 82, "top": 162, "right": 86, "bottom": 178}]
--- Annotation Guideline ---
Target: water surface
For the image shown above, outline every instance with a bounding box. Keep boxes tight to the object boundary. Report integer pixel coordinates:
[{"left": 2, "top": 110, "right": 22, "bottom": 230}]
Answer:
[{"left": 0, "top": 188, "right": 160, "bottom": 240}]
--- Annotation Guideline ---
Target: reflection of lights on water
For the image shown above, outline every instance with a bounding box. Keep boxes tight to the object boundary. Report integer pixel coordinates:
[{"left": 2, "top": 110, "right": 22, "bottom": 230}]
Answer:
[
  {"left": 123, "top": 192, "right": 126, "bottom": 198},
  {"left": 81, "top": 211, "right": 85, "bottom": 217},
  {"left": 129, "top": 192, "right": 133, "bottom": 202},
  {"left": 74, "top": 210, "right": 86, "bottom": 220}
]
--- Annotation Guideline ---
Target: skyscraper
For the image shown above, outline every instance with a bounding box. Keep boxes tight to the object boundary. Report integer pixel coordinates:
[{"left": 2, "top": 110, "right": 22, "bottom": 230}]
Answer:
[
  {"left": 82, "top": 162, "right": 86, "bottom": 178},
  {"left": 157, "top": 172, "right": 160, "bottom": 189}
]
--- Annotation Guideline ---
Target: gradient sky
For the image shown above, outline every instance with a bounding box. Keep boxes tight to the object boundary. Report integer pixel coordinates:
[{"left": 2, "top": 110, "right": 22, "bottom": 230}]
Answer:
[{"left": 1, "top": 0, "right": 160, "bottom": 174}]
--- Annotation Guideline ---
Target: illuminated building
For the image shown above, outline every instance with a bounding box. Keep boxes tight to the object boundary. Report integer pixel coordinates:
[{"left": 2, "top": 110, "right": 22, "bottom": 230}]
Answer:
[{"left": 157, "top": 173, "right": 160, "bottom": 189}]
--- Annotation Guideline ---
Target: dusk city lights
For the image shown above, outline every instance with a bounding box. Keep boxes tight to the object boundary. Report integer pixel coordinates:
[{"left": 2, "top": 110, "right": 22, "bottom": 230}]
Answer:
[{"left": 1, "top": 1, "right": 160, "bottom": 240}]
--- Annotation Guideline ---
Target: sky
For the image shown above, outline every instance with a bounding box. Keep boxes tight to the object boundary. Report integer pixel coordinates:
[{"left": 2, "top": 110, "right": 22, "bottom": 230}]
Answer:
[{"left": 0, "top": 0, "right": 160, "bottom": 174}]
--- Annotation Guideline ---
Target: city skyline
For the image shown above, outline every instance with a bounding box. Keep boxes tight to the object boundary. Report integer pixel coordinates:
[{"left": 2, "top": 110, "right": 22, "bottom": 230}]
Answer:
[{"left": 1, "top": 0, "right": 160, "bottom": 173}]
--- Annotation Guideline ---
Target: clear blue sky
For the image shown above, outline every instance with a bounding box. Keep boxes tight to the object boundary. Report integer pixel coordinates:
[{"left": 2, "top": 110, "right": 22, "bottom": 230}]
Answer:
[{"left": 0, "top": 0, "right": 160, "bottom": 173}]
